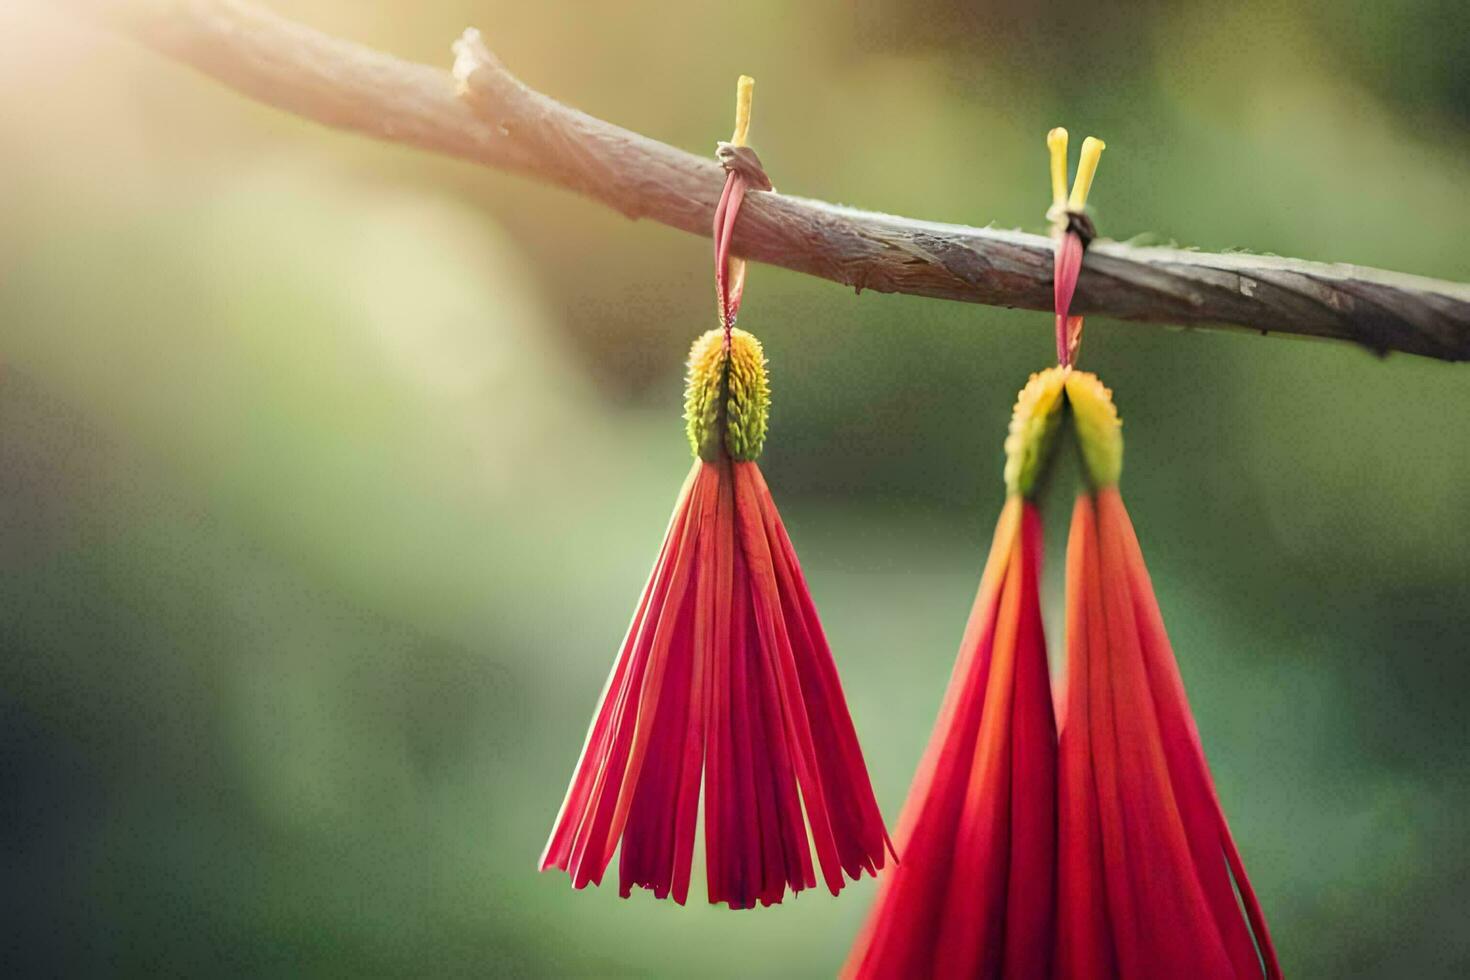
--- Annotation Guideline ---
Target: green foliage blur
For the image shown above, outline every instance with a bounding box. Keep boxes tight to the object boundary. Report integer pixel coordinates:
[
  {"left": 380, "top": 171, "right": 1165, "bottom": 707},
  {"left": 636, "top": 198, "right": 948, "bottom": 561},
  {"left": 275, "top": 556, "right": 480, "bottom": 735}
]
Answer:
[{"left": 3, "top": 1, "right": 1468, "bottom": 976}]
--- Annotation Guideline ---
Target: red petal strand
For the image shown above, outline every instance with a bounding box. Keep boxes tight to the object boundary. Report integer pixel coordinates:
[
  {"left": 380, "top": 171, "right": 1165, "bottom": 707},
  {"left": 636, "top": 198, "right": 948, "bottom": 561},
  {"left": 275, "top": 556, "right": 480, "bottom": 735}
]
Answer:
[
  {"left": 555, "top": 462, "right": 709, "bottom": 888},
  {"left": 561, "top": 474, "right": 697, "bottom": 886},
  {"left": 933, "top": 534, "right": 1023, "bottom": 978},
  {"left": 1104, "top": 490, "right": 1283, "bottom": 978},
  {"left": 750, "top": 463, "right": 892, "bottom": 878},
  {"left": 545, "top": 458, "right": 892, "bottom": 909},
  {"left": 589, "top": 466, "right": 714, "bottom": 884},
  {"left": 844, "top": 501, "right": 1017, "bottom": 978},
  {"left": 734, "top": 464, "right": 846, "bottom": 897},
  {"left": 1102, "top": 491, "right": 1249, "bottom": 973},
  {"left": 740, "top": 571, "right": 787, "bottom": 907},
  {"left": 659, "top": 465, "right": 720, "bottom": 903},
  {"left": 747, "top": 559, "right": 810, "bottom": 904},
  {"left": 1001, "top": 504, "right": 1057, "bottom": 978},
  {"left": 1079, "top": 488, "right": 1143, "bottom": 975},
  {"left": 540, "top": 464, "right": 700, "bottom": 874},
  {"left": 1095, "top": 492, "right": 1235, "bottom": 978},
  {"left": 1055, "top": 496, "right": 1115, "bottom": 980},
  {"left": 894, "top": 498, "right": 1019, "bottom": 849},
  {"left": 703, "top": 462, "right": 738, "bottom": 905},
  {"left": 618, "top": 575, "right": 697, "bottom": 898},
  {"left": 1057, "top": 490, "right": 1281, "bottom": 979},
  {"left": 597, "top": 465, "right": 717, "bottom": 877},
  {"left": 845, "top": 498, "right": 1056, "bottom": 979},
  {"left": 623, "top": 501, "right": 713, "bottom": 901},
  {"left": 726, "top": 534, "right": 761, "bottom": 906}
]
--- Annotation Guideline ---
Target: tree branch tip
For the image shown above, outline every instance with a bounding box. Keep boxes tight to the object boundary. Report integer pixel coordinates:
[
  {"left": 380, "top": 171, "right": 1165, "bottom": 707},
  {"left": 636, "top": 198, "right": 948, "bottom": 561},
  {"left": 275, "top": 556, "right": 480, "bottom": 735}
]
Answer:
[{"left": 451, "top": 27, "right": 500, "bottom": 98}]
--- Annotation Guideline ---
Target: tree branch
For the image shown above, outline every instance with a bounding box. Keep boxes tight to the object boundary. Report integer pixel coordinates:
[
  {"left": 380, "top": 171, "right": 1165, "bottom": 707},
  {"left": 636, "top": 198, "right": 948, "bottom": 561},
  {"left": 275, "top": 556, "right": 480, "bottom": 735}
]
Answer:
[{"left": 88, "top": 0, "right": 1470, "bottom": 360}]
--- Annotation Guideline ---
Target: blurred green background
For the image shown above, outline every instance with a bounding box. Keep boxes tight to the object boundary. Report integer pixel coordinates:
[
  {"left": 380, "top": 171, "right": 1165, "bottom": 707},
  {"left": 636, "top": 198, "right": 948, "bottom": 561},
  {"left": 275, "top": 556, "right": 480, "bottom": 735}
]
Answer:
[{"left": 3, "top": 1, "right": 1468, "bottom": 976}]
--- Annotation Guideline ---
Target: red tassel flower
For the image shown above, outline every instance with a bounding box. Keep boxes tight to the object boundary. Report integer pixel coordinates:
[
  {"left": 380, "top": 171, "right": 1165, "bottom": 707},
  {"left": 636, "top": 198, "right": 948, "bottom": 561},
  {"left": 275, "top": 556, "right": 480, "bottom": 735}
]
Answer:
[
  {"left": 844, "top": 370, "right": 1067, "bottom": 978},
  {"left": 542, "top": 75, "right": 891, "bottom": 908},
  {"left": 540, "top": 329, "right": 892, "bottom": 909},
  {"left": 847, "top": 127, "right": 1281, "bottom": 976},
  {"left": 1055, "top": 372, "right": 1282, "bottom": 979}
]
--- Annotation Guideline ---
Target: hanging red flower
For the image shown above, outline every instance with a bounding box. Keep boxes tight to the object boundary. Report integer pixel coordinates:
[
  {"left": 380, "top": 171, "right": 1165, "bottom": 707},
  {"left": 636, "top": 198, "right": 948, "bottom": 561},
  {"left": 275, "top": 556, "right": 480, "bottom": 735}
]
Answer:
[
  {"left": 849, "top": 126, "right": 1282, "bottom": 975},
  {"left": 844, "top": 369, "right": 1068, "bottom": 978},
  {"left": 1055, "top": 372, "right": 1283, "bottom": 979},
  {"left": 540, "top": 328, "right": 893, "bottom": 909},
  {"left": 541, "top": 76, "right": 891, "bottom": 909}
]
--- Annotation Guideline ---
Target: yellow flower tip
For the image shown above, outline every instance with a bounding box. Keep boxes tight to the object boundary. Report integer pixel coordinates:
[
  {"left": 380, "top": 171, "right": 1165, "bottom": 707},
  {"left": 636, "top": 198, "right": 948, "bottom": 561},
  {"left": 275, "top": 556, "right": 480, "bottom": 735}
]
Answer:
[
  {"left": 732, "top": 75, "right": 755, "bottom": 147},
  {"left": 1067, "top": 135, "right": 1106, "bottom": 212},
  {"left": 1047, "top": 128, "right": 1070, "bottom": 211},
  {"left": 1064, "top": 370, "right": 1123, "bottom": 488},
  {"left": 1004, "top": 366, "right": 1069, "bottom": 498},
  {"left": 685, "top": 328, "right": 770, "bottom": 462}
]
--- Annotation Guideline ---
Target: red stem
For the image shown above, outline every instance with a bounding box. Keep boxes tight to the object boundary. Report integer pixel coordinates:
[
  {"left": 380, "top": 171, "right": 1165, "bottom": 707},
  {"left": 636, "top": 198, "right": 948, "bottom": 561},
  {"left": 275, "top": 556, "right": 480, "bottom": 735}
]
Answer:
[{"left": 713, "top": 171, "right": 750, "bottom": 345}]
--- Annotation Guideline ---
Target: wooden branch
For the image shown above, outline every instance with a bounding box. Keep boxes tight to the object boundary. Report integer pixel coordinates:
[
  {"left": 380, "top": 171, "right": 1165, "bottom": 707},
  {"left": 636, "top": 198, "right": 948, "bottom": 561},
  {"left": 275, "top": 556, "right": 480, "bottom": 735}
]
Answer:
[{"left": 87, "top": 0, "right": 1470, "bottom": 360}]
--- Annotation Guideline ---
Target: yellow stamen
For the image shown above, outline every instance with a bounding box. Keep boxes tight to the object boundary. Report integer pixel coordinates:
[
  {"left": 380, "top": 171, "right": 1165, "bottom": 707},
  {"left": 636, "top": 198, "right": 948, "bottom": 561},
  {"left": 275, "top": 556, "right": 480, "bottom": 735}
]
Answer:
[
  {"left": 732, "top": 75, "right": 755, "bottom": 147},
  {"left": 1064, "top": 370, "right": 1123, "bottom": 488},
  {"left": 1067, "top": 136, "right": 1106, "bottom": 212},
  {"left": 685, "top": 328, "right": 770, "bottom": 461},
  {"left": 1047, "top": 128, "right": 1069, "bottom": 212},
  {"left": 1004, "top": 367, "right": 1068, "bottom": 498}
]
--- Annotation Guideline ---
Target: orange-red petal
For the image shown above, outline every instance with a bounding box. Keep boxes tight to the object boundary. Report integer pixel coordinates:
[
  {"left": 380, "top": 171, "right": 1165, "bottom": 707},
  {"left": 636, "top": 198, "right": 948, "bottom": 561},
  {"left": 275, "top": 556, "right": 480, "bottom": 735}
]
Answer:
[
  {"left": 543, "top": 459, "right": 890, "bottom": 909},
  {"left": 844, "top": 499, "right": 1056, "bottom": 978},
  {"left": 1056, "top": 489, "right": 1281, "bottom": 978}
]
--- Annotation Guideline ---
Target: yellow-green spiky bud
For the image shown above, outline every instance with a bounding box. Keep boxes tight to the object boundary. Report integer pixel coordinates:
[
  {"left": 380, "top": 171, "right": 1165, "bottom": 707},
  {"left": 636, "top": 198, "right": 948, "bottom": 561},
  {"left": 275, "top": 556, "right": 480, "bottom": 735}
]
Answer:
[
  {"left": 684, "top": 328, "right": 771, "bottom": 462},
  {"left": 1064, "top": 370, "right": 1123, "bottom": 488},
  {"left": 1004, "top": 367, "right": 1068, "bottom": 498}
]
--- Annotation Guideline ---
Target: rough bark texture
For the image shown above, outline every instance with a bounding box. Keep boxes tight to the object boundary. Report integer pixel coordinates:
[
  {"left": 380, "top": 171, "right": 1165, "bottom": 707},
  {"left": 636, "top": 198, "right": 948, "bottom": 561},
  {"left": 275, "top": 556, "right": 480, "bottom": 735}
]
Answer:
[{"left": 85, "top": 0, "right": 1470, "bottom": 360}]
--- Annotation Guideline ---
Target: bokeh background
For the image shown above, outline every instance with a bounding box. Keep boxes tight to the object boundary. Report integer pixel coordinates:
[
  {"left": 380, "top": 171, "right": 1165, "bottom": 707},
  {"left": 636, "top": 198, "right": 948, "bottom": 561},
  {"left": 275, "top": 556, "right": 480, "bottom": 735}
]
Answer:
[{"left": 4, "top": 0, "right": 1469, "bottom": 976}]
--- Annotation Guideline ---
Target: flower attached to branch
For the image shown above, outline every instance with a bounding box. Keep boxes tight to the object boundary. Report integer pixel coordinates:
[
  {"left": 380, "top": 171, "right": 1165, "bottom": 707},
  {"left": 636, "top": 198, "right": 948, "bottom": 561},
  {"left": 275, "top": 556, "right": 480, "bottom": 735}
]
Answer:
[
  {"left": 542, "top": 76, "right": 891, "bottom": 907},
  {"left": 540, "top": 329, "right": 892, "bottom": 909},
  {"left": 843, "top": 369, "right": 1067, "bottom": 978},
  {"left": 1056, "top": 373, "right": 1283, "bottom": 979},
  {"left": 843, "top": 124, "right": 1281, "bottom": 977},
  {"left": 712, "top": 74, "right": 773, "bottom": 334}
]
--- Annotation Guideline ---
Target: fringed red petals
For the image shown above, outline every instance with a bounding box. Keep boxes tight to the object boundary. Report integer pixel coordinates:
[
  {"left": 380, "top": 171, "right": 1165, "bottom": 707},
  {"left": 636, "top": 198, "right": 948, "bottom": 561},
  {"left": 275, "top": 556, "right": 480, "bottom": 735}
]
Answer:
[
  {"left": 844, "top": 499, "right": 1056, "bottom": 979},
  {"left": 749, "top": 463, "right": 895, "bottom": 876},
  {"left": 1054, "top": 496, "right": 1115, "bottom": 980},
  {"left": 1055, "top": 490, "right": 1282, "bottom": 979},
  {"left": 543, "top": 458, "right": 889, "bottom": 909}
]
